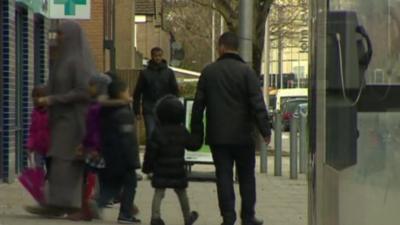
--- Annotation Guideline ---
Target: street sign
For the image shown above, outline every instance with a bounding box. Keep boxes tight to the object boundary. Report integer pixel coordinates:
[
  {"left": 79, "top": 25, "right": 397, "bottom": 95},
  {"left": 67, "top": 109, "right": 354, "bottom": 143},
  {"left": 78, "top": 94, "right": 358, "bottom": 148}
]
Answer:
[{"left": 49, "top": 0, "right": 91, "bottom": 19}]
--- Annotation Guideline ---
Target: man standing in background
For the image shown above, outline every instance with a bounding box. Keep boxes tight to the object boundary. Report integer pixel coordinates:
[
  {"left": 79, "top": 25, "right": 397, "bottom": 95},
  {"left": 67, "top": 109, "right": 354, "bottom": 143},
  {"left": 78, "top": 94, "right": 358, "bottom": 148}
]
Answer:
[{"left": 133, "top": 47, "right": 179, "bottom": 147}]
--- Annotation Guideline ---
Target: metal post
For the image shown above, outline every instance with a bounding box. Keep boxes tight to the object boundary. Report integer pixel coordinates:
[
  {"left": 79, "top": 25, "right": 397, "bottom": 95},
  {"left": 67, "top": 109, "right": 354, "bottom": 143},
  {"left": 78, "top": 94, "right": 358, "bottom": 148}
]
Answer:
[
  {"left": 239, "top": 0, "right": 254, "bottom": 65},
  {"left": 211, "top": 1, "right": 216, "bottom": 62},
  {"left": 260, "top": 17, "right": 269, "bottom": 174},
  {"left": 290, "top": 113, "right": 299, "bottom": 179},
  {"left": 274, "top": 111, "right": 282, "bottom": 176},
  {"left": 299, "top": 110, "right": 308, "bottom": 174},
  {"left": 220, "top": 15, "right": 224, "bottom": 35},
  {"left": 111, "top": 0, "right": 116, "bottom": 72},
  {"left": 264, "top": 19, "right": 270, "bottom": 106},
  {"left": 278, "top": 6, "right": 283, "bottom": 89}
]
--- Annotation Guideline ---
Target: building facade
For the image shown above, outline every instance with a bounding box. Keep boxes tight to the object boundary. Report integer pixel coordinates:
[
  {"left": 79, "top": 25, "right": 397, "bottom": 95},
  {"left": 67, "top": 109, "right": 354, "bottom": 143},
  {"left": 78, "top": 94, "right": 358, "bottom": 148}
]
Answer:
[
  {"left": 135, "top": 0, "right": 171, "bottom": 61},
  {"left": 78, "top": 0, "right": 140, "bottom": 72},
  {"left": 0, "top": 0, "right": 50, "bottom": 182}
]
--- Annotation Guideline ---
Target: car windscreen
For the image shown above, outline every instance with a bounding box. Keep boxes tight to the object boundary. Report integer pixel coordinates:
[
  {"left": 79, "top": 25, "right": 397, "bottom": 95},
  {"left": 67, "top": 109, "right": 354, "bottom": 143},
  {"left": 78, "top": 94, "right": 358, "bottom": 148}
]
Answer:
[{"left": 283, "top": 100, "right": 308, "bottom": 113}]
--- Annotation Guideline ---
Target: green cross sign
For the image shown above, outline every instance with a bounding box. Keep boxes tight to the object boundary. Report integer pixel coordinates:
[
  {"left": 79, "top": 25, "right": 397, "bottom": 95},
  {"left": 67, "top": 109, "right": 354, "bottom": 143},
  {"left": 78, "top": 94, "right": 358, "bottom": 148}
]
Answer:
[{"left": 54, "top": 0, "right": 87, "bottom": 16}]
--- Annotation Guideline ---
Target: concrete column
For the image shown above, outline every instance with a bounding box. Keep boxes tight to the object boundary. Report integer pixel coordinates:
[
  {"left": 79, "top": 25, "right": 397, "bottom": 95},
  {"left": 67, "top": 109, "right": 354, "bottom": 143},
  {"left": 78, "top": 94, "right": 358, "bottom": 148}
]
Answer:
[{"left": 115, "top": 0, "right": 136, "bottom": 69}]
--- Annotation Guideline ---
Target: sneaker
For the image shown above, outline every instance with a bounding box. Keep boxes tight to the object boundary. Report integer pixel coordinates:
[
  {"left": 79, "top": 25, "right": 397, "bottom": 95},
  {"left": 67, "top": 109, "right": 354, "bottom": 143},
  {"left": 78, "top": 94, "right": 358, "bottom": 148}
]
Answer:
[
  {"left": 88, "top": 200, "right": 103, "bottom": 220},
  {"left": 137, "top": 173, "right": 144, "bottom": 181},
  {"left": 242, "top": 217, "right": 263, "bottom": 225},
  {"left": 151, "top": 218, "right": 165, "bottom": 225},
  {"left": 185, "top": 211, "right": 199, "bottom": 225},
  {"left": 24, "top": 205, "right": 65, "bottom": 218},
  {"left": 118, "top": 215, "right": 141, "bottom": 224}
]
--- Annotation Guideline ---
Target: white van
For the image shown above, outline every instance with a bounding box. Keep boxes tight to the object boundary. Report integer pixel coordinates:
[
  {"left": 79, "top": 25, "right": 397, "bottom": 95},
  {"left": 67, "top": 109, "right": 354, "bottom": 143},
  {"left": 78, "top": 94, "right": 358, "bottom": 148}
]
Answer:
[{"left": 275, "top": 88, "right": 308, "bottom": 111}]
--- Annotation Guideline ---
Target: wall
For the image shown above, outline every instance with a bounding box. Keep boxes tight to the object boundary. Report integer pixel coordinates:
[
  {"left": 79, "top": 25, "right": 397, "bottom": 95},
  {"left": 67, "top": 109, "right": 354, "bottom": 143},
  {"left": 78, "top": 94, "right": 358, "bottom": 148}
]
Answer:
[
  {"left": 78, "top": 0, "right": 105, "bottom": 72},
  {"left": 0, "top": 0, "right": 17, "bottom": 182},
  {"left": 0, "top": 0, "right": 49, "bottom": 182},
  {"left": 136, "top": 16, "right": 171, "bottom": 61},
  {"left": 19, "top": 7, "right": 35, "bottom": 175},
  {"left": 115, "top": 0, "right": 136, "bottom": 69}
]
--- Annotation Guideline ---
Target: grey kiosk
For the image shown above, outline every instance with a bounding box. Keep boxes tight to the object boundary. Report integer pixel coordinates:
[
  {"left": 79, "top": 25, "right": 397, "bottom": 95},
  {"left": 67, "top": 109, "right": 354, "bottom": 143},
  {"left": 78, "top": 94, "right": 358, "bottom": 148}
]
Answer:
[{"left": 310, "top": 0, "right": 400, "bottom": 225}]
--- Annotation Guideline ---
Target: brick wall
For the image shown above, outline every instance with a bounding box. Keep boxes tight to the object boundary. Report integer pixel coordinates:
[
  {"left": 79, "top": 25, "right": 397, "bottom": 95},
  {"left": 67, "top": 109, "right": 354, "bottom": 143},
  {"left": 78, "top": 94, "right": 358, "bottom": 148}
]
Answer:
[
  {"left": 79, "top": 0, "right": 104, "bottom": 72},
  {"left": 20, "top": 9, "right": 35, "bottom": 172},
  {"left": 34, "top": 16, "right": 50, "bottom": 84},
  {"left": 0, "top": 0, "right": 50, "bottom": 182},
  {"left": 1, "top": 0, "right": 17, "bottom": 182}
]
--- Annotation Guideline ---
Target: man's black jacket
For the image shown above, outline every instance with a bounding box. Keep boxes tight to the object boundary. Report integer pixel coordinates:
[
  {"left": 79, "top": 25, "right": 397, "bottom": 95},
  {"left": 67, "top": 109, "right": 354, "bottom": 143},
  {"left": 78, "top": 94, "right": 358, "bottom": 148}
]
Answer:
[
  {"left": 133, "top": 60, "right": 179, "bottom": 115},
  {"left": 191, "top": 53, "right": 271, "bottom": 146}
]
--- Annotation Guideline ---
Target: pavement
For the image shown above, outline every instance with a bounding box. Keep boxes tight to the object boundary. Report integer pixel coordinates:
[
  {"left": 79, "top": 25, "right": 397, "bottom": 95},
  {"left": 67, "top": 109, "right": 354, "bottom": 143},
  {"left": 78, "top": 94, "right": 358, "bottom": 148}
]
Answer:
[{"left": 0, "top": 156, "right": 307, "bottom": 225}]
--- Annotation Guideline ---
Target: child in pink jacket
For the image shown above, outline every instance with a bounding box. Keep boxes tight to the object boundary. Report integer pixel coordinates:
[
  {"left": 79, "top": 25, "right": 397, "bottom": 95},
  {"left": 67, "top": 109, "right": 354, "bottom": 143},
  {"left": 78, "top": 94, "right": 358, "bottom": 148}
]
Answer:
[{"left": 26, "top": 85, "right": 50, "bottom": 168}]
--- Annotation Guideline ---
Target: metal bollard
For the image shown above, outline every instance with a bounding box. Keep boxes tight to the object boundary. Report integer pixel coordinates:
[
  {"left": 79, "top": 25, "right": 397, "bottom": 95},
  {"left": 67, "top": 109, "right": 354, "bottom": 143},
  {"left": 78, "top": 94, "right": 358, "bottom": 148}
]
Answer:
[
  {"left": 260, "top": 135, "right": 268, "bottom": 174},
  {"left": 290, "top": 113, "right": 299, "bottom": 179},
  {"left": 299, "top": 110, "right": 308, "bottom": 174},
  {"left": 274, "top": 111, "right": 282, "bottom": 176}
]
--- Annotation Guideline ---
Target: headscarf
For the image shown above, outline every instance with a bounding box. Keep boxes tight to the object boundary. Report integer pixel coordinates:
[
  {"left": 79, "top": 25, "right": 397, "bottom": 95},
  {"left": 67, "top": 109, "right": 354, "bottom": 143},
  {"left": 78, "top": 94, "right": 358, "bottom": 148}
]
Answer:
[
  {"left": 89, "top": 73, "right": 112, "bottom": 96},
  {"left": 50, "top": 20, "right": 97, "bottom": 93}
]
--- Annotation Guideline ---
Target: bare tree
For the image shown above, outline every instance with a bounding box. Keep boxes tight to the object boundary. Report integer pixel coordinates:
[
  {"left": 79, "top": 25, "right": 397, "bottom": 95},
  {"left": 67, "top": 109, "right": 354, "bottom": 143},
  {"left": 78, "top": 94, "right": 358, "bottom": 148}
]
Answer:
[
  {"left": 191, "top": 0, "right": 274, "bottom": 75},
  {"left": 164, "top": 0, "right": 308, "bottom": 76},
  {"left": 164, "top": 0, "right": 216, "bottom": 71}
]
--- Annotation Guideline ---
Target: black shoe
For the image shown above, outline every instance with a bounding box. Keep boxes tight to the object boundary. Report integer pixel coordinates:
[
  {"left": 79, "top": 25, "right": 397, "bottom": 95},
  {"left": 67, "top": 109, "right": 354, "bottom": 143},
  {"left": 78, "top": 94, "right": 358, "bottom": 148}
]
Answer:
[
  {"left": 151, "top": 218, "right": 165, "bottom": 225},
  {"left": 24, "top": 205, "right": 65, "bottom": 218},
  {"left": 185, "top": 211, "right": 199, "bottom": 225},
  {"left": 242, "top": 217, "right": 263, "bottom": 225},
  {"left": 118, "top": 215, "right": 141, "bottom": 224}
]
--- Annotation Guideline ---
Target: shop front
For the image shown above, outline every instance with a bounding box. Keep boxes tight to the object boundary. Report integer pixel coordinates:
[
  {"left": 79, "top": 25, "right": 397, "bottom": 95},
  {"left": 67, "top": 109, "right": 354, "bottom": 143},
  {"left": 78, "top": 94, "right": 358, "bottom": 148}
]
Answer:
[{"left": 0, "top": 0, "right": 50, "bottom": 182}]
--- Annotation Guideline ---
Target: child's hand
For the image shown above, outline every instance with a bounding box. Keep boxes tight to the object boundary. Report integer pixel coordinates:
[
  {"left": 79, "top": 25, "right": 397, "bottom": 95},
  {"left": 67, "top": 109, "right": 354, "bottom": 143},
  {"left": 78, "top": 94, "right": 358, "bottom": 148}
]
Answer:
[
  {"left": 88, "top": 151, "right": 100, "bottom": 160},
  {"left": 124, "top": 97, "right": 133, "bottom": 104},
  {"left": 37, "top": 97, "right": 50, "bottom": 106}
]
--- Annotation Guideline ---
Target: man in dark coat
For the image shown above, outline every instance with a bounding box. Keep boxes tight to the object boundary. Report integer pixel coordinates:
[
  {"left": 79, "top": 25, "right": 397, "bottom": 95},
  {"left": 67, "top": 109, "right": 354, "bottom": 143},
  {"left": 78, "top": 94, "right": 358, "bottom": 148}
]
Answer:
[
  {"left": 190, "top": 32, "right": 271, "bottom": 225},
  {"left": 133, "top": 47, "right": 179, "bottom": 142}
]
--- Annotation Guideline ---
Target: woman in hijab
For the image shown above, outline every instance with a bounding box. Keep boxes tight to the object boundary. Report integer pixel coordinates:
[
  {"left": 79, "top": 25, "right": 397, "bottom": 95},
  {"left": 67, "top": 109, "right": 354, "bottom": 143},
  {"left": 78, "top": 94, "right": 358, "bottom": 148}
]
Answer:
[{"left": 26, "top": 21, "right": 95, "bottom": 216}]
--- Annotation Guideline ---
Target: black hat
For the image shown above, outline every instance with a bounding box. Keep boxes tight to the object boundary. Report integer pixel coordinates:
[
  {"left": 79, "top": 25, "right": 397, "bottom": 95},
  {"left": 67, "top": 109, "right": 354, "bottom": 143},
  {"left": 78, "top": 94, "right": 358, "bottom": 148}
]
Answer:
[{"left": 155, "top": 95, "right": 185, "bottom": 125}]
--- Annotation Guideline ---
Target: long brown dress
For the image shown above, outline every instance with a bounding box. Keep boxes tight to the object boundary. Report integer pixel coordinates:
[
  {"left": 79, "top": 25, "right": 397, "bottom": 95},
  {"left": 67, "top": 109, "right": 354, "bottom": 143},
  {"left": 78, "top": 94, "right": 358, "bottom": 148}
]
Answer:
[{"left": 46, "top": 21, "right": 95, "bottom": 209}]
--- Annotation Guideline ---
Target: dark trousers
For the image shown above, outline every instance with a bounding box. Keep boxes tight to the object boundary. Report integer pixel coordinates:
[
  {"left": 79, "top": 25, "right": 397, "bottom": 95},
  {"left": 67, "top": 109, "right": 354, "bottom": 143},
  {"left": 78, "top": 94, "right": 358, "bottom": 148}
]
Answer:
[
  {"left": 97, "top": 170, "right": 137, "bottom": 218},
  {"left": 144, "top": 114, "right": 157, "bottom": 141},
  {"left": 211, "top": 145, "right": 256, "bottom": 224}
]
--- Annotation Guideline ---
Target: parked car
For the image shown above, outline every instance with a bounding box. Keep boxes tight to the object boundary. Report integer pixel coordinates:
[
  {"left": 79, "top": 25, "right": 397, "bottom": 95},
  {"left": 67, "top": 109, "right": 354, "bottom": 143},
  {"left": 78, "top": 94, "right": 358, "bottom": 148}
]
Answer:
[
  {"left": 281, "top": 98, "right": 308, "bottom": 131},
  {"left": 275, "top": 88, "right": 308, "bottom": 111},
  {"left": 295, "top": 103, "right": 308, "bottom": 116}
]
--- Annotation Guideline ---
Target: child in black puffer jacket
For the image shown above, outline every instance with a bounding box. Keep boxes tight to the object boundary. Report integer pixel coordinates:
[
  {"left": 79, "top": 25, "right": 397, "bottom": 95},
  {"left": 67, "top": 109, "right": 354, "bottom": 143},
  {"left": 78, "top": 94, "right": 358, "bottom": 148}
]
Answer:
[
  {"left": 96, "top": 80, "right": 141, "bottom": 224},
  {"left": 142, "top": 95, "right": 201, "bottom": 225}
]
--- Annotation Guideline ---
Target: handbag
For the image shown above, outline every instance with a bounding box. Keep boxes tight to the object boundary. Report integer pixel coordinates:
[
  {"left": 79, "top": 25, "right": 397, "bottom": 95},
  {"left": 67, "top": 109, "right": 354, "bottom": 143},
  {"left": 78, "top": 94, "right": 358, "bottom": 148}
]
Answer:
[{"left": 18, "top": 167, "right": 46, "bottom": 205}]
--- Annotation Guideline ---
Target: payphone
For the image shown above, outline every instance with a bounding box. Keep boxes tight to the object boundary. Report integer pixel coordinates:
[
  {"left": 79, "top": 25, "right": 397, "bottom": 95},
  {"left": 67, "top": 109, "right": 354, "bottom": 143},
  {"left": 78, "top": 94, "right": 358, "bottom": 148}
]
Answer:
[
  {"left": 326, "top": 11, "right": 372, "bottom": 170},
  {"left": 311, "top": 1, "right": 400, "bottom": 224}
]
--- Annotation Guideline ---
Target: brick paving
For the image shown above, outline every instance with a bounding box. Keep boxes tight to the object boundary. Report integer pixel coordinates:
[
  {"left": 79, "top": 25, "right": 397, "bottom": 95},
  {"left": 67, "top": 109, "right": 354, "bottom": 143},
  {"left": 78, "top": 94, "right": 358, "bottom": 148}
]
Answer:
[{"left": 0, "top": 156, "right": 307, "bottom": 225}]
